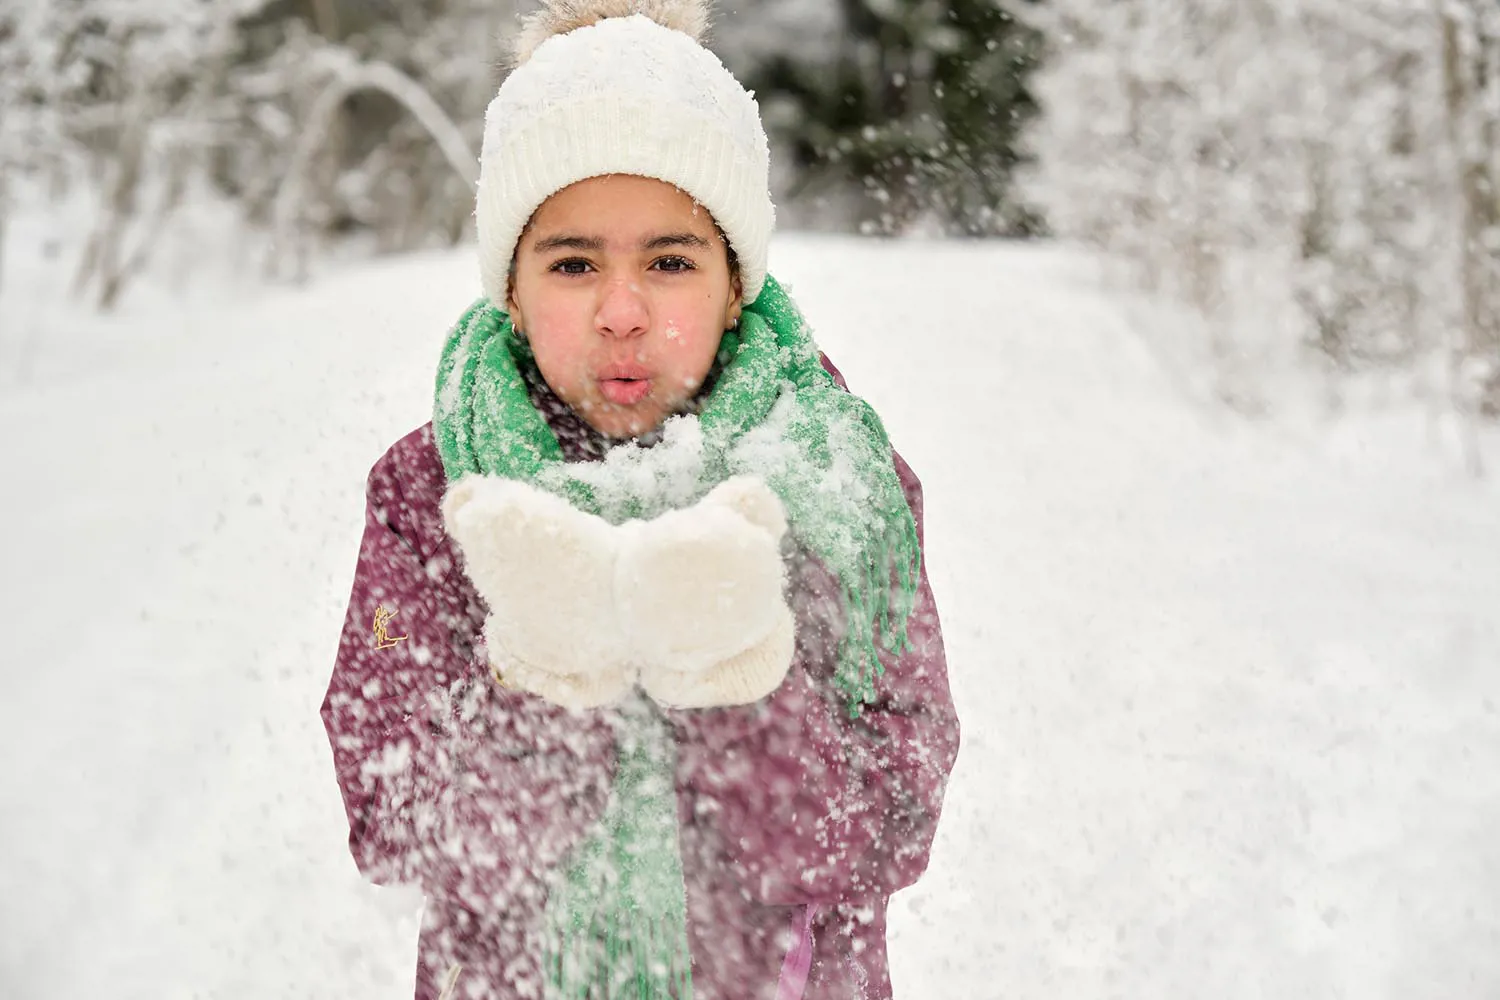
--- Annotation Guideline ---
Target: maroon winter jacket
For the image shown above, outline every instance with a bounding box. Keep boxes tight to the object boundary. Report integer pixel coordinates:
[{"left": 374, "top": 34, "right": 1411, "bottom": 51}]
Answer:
[{"left": 321, "top": 359, "right": 960, "bottom": 999}]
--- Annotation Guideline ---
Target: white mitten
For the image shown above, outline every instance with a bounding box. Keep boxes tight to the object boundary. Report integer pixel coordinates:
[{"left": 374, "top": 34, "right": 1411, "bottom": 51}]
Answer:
[
  {"left": 441, "top": 475, "right": 631, "bottom": 710},
  {"left": 616, "top": 476, "right": 797, "bottom": 709}
]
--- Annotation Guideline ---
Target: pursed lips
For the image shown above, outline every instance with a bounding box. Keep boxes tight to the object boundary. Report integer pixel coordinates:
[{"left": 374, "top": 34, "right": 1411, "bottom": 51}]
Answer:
[{"left": 598, "top": 363, "right": 653, "bottom": 405}]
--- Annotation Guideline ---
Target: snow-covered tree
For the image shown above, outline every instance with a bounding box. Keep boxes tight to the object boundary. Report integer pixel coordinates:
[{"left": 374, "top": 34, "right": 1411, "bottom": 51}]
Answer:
[
  {"left": 0, "top": 0, "right": 277, "bottom": 305},
  {"left": 725, "top": 0, "right": 1043, "bottom": 235},
  {"left": 1020, "top": 0, "right": 1500, "bottom": 425},
  {"left": 1437, "top": 0, "right": 1500, "bottom": 420},
  {"left": 250, "top": 0, "right": 518, "bottom": 271},
  {"left": 1, "top": 0, "right": 511, "bottom": 305}
]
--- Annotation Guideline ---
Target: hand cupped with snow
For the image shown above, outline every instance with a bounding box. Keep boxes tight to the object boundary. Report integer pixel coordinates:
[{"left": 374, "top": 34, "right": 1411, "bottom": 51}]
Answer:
[
  {"left": 617, "top": 476, "right": 796, "bottom": 707},
  {"left": 441, "top": 474, "right": 632, "bottom": 708}
]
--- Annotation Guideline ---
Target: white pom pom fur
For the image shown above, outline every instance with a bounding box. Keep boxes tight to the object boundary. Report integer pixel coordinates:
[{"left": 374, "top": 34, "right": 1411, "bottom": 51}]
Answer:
[{"left": 512, "top": 0, "right": 711, "bottom": 65}]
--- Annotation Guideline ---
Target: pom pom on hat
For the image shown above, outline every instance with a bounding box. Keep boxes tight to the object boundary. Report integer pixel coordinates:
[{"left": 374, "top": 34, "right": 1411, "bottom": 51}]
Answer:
[
  {"left": 512, "top": 0, "right": 711, "bottom": 64},
  {"left": 477, "top": 0, "right": 773, "bottom": 308}
]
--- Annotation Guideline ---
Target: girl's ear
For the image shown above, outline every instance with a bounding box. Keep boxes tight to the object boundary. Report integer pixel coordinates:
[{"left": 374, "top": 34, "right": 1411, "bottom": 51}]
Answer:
[
  {"left": 724, "top": 275, "right": 743, "bottom": 329},
  {"left": 506, "top": 258, "right": 524, "bottom": 329}
]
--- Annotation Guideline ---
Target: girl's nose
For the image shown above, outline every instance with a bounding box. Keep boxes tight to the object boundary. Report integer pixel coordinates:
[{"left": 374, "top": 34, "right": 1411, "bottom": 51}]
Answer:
[{"left": 595, "top": 279, "right": 649, "bottom": 339}]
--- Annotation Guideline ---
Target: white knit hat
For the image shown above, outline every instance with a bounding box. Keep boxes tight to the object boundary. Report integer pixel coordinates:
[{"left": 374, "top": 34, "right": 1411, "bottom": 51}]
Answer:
[{"left": 477, "top": 0, "right": 774, "bottom": 309}]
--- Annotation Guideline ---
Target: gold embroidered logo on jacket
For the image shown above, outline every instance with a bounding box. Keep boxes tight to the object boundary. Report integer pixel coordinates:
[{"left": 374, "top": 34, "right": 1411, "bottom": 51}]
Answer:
[{"left": 372, "top": 605, "right": 408, "bottom": 649}]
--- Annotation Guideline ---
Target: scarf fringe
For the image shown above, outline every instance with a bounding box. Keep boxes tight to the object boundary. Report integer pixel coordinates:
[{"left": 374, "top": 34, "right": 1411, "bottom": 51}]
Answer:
[
  {"left": 836, "top": 517, "right": 922, "bottom": 718},
  {"left": 546, "top": 908, "right": 693, "bottom": 1000}
]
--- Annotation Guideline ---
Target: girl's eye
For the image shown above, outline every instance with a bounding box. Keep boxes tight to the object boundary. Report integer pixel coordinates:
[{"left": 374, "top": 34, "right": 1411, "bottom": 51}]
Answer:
[
  {"left": 652, "top": 256, "right": 696, "bottom": 274},
  {"left": 550, "top": 258, "right": 593, "bottom": 275}
]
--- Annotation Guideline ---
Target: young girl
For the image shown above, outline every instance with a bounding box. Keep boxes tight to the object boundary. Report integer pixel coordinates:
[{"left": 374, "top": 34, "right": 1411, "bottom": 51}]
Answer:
[{"left": 321, "top": 2, "right": 960, "bottom": 997}]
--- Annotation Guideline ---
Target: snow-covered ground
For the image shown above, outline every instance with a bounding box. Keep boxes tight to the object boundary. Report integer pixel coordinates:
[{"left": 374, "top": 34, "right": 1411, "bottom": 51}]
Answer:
[{"left": 2, "top": 233, "right": 1497, "bottom": 999}]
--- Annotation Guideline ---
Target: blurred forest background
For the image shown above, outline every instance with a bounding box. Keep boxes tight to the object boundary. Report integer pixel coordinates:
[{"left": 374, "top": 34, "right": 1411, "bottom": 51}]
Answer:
[{"left": 1, "top": 0, "right": 1498, "bottom": 423}]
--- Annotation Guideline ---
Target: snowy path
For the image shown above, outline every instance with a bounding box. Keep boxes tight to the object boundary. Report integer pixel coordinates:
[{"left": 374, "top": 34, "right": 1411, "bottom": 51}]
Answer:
[{"left": 2, "top": 238, "right": 1497, "bottom": 998}]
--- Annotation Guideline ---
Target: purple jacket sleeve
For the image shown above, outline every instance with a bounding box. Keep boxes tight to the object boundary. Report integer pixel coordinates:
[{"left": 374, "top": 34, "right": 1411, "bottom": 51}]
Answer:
[
  {"left": 669, "top": 446, "right": 960, "bottom": 906},
  {"left": 320, "top": 435, "right": 613, "bottom": 912}
]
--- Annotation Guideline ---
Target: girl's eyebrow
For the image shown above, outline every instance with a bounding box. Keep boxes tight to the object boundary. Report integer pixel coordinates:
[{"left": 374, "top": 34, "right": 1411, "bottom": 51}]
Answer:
[
  {"left": 642, "top": 233, "right": 712, "bottom": 251},
  {"left": 532, "top": 234, "right": 605, "bottom": 253}
]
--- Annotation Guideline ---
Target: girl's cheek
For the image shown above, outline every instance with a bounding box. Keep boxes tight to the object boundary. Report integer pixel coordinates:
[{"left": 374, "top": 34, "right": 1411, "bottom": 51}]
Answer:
[
  {"left": 662, "top": 314, "right": 701, "bottom": 349},
  {"left": 659, "top": 308, "right": 714, "bottom": 349},
  {"left": 533, "top": 308, "right": 585, "bottom": 356}
]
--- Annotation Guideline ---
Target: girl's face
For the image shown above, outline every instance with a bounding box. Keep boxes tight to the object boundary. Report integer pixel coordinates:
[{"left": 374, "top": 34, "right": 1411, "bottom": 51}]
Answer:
[{"left": 508, "top": 174, "right": 743, "bottom": 440}]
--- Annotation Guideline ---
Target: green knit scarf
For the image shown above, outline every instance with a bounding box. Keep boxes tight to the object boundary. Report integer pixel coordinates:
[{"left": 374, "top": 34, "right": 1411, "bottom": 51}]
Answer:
[{"left": 432, "top": 275, "right": 920, "bottom": 999}]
